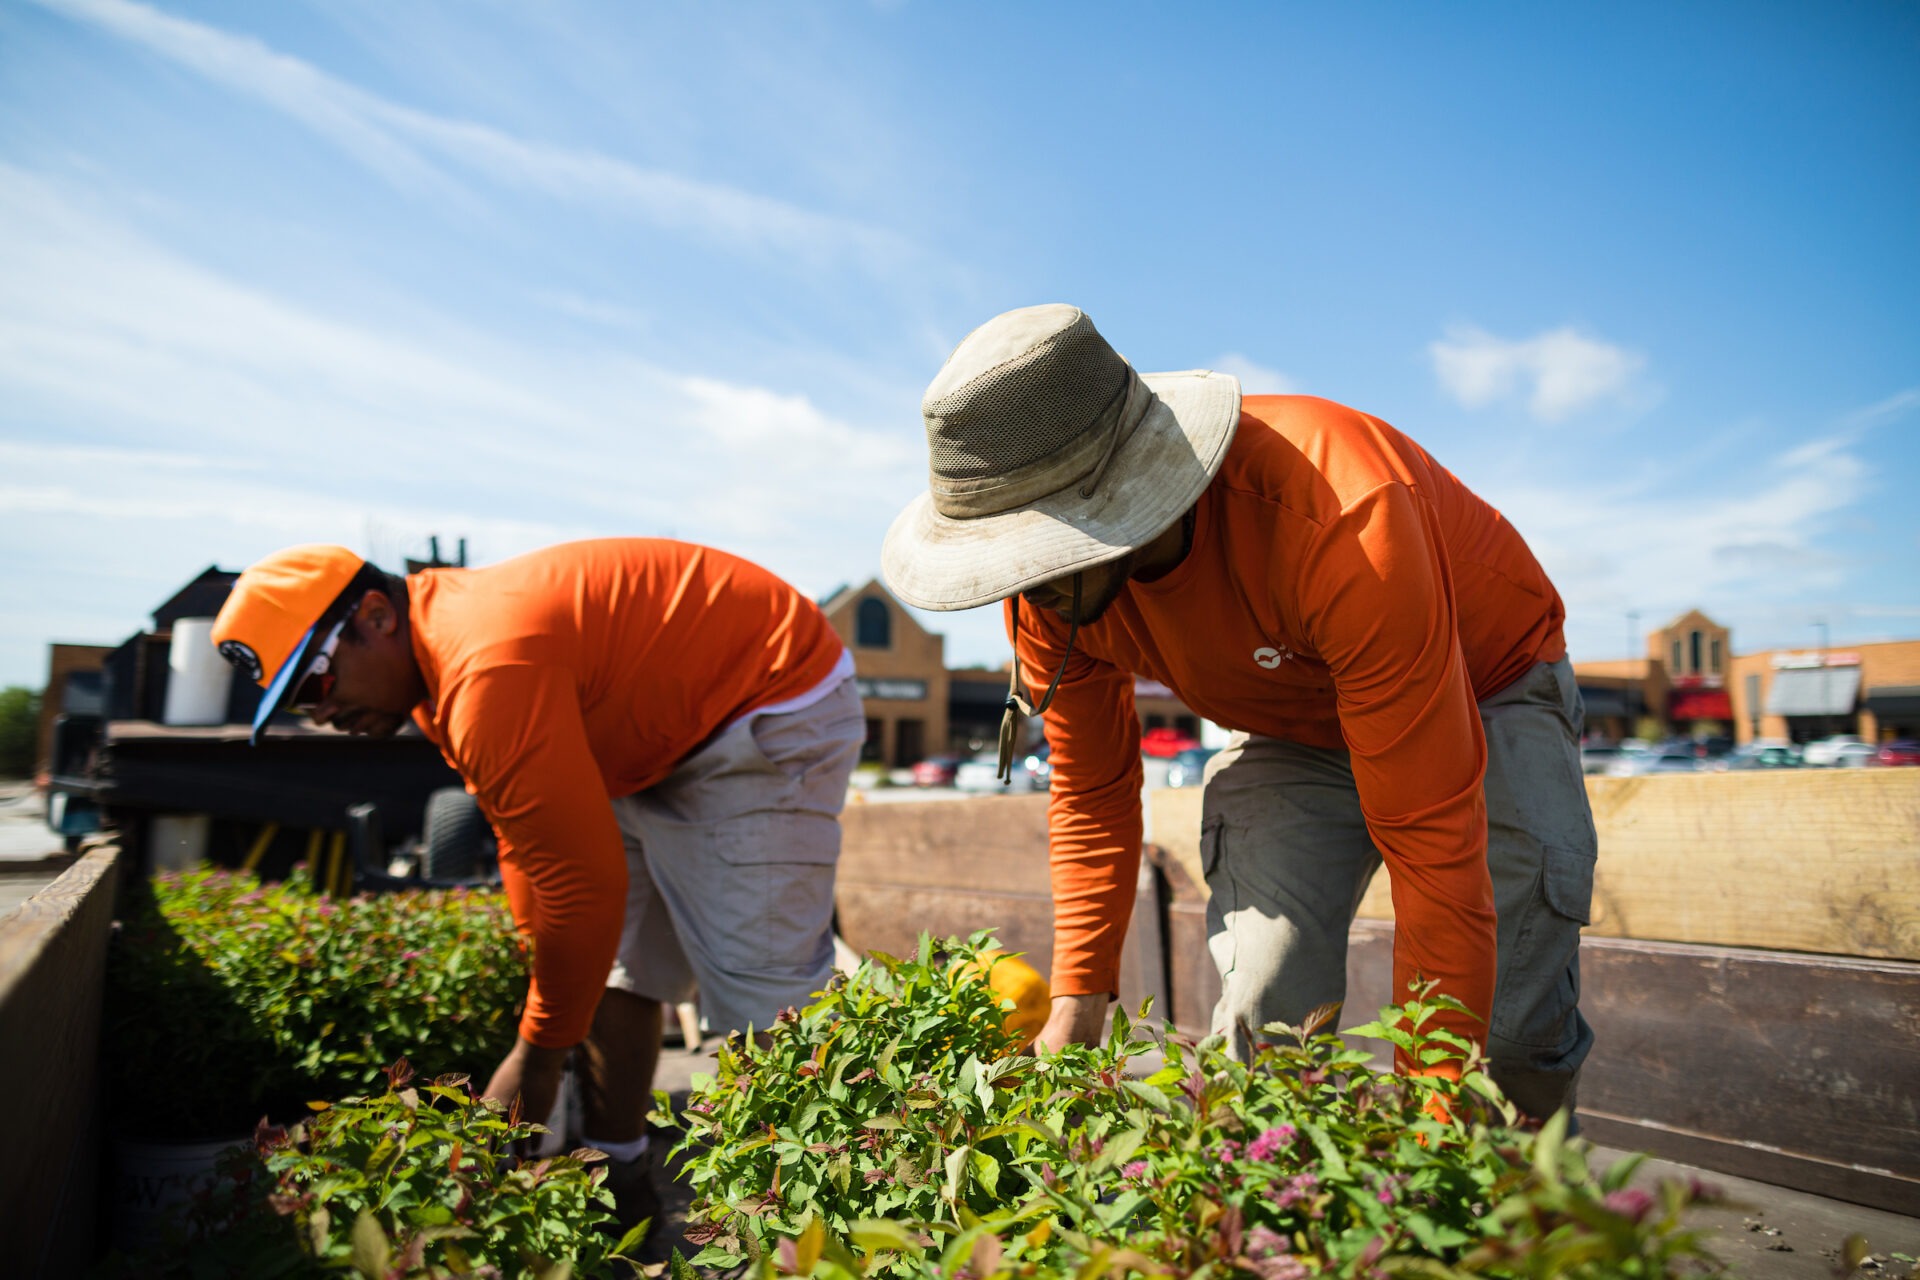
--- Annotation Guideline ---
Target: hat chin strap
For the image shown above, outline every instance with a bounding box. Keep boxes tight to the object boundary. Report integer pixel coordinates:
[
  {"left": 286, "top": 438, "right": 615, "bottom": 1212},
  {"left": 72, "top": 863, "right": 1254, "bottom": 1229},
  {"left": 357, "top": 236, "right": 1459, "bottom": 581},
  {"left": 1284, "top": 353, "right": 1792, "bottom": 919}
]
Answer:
[{"left": 998, "top": 574, "right": 1081, "bottom": 784}]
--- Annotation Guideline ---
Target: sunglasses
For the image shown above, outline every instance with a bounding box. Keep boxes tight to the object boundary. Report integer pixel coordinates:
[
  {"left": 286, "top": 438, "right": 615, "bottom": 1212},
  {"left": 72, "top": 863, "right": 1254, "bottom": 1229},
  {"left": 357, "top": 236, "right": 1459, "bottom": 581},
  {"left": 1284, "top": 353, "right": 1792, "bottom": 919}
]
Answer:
[{"left": 289, "top": 617, "right": 349, "bottom": 710}]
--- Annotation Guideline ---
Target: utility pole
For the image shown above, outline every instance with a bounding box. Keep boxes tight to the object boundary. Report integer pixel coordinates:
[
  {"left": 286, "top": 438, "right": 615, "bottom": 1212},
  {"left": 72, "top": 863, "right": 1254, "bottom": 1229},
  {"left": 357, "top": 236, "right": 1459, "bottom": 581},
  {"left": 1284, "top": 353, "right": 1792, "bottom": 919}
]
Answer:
[
  {"left": 1814, "top": 618, "right": 1831, "bottom": 739},
  {"left": 1626, "top": 610, "right": 1640, "bottom": 741}
]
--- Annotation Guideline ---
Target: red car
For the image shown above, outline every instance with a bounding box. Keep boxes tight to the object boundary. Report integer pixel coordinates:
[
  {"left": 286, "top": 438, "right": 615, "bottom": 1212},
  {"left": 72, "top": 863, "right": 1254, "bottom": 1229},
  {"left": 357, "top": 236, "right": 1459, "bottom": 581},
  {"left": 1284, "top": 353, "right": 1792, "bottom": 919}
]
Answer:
[
  {"left": 910, "top": 755, "right": 962, "bottom": 787},
  {"left": 1873, "top": 741, "right": 1920, "bottom": 767}
]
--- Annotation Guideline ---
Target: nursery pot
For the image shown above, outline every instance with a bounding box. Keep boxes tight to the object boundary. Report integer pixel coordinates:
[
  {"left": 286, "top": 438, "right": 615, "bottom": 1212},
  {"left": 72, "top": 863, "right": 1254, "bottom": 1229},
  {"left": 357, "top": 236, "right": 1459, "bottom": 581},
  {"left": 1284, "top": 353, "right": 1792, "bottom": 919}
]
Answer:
[{"left": 112, "top": 1134, "right": 252, "bottom": 1255}]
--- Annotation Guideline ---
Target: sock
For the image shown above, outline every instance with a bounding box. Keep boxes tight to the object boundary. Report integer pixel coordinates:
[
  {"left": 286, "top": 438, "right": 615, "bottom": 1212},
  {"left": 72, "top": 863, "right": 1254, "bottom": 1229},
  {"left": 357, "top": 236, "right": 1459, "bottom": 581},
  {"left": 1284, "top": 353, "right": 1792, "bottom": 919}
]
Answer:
[{"left": 585, "top": 1133, "right": 651, "bottom": 1163}]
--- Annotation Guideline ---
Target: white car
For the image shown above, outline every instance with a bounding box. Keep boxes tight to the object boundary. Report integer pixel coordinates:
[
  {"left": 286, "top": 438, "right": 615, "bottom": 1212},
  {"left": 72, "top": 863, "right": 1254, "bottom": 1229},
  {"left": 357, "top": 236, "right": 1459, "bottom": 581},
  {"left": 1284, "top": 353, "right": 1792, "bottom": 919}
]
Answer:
[
  {"left": 954, "top": 750, "right": 1041, "bottom": 794},
  {"left": 1828, "top": 742, "right": 1879, "bottom": 769},
  {"left": 1802, "top": 735, "right": 1866, "bottom": 767}
]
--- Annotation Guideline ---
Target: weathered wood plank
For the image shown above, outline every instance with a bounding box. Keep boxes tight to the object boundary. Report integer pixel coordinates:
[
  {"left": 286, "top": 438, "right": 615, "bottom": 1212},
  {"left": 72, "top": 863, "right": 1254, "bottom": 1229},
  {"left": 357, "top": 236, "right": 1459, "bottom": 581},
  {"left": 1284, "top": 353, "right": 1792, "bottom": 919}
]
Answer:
[
  {"left": 840, "top": 794, "right": 1052, "bottom": 894},
  {"left": 1342, "top": 920, "right": 1920, "bottom": 1216},
  {"left": 0, "top": 841, "right": 122, "bottom": 1274},
  {"left": 1151, "top": 773, "right": 1920, "bottom": 960}
]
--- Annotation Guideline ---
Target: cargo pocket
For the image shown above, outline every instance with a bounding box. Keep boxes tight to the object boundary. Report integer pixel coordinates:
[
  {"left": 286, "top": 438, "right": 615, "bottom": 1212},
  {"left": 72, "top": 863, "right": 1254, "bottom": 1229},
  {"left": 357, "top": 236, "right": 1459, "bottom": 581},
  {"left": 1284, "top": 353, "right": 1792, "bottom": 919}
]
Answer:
[
  {"left": 1491, "top": 842, "right": 1591, "bottom": 1051},
  {"left": 1541, "top": 843, "right": 1595, "bottom": 925}
]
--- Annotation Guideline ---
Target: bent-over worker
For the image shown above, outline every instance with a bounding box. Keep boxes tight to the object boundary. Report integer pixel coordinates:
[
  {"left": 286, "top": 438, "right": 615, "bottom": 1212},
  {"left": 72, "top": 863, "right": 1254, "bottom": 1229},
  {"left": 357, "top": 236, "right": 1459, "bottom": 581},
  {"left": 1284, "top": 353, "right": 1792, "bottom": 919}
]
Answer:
[
  {"left": 881, "top": 305, "right": 1595, "bottom": 1123},
  {"left": 212, "top": 537, "right": 863, "bottom": 1231}
]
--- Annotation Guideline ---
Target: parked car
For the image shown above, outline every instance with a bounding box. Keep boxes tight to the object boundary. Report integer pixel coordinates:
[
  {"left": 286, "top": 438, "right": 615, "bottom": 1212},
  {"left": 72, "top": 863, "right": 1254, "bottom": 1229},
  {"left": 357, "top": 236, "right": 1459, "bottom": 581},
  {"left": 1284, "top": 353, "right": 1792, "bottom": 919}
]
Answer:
[
  {"left": 1580, "top": 743, "right": 1625, "bottom": 775},
  {"left": 1802, "top": 735, "right": 1866, "bottom": 767},
  {"left": 1165, "top": 746, "right": 1219, "bottom": 789},
  {"left": 1603, "top": 740, "right": 1668, "bottom": 777},
  {"left": 1829, "top": 742, "right": 1879, "bottom": 769},
  {"left": 1721, "top": 742, "right": 1803, "bottom": 770},
  {"left": 1647, "top": 744, "right": 1710, "bottom": 774},
  {"left": 1874, "top": 740, "right": 1920, "bottom": 767},
  {"left": 1140, "top": 726, "right": 1202, "bottom": 758},
  {"left": 954, "top": 750, "right": 1042, "bottom": 794},
  {"left": 1023, "top": 742, "right": 1052, "bottom": 789},
  {"left": 910, "top": 755, "right": 962, "bottom": 788}
]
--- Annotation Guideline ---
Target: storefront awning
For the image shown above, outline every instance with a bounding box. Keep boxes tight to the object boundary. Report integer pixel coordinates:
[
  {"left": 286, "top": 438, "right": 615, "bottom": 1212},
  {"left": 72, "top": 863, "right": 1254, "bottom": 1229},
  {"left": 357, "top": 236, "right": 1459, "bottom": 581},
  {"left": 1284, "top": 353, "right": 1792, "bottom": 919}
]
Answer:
[
  {"left": 1579, "top": 688, "right": 1627, "bottom": 718},
  {"left": 1669, "top": 690, "right": 1732, "bottom": 721},
  {"left": 1764, "top": 666, "right": 1861, "bottom": 717},
  {"left": 1865, "top": 685, "right": 1920, "bottom": 719}
]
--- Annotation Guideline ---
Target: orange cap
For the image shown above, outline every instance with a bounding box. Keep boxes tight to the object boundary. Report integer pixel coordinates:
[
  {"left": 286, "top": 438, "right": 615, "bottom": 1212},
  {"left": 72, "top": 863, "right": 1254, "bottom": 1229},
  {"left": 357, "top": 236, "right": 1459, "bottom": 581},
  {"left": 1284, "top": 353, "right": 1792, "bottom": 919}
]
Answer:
[{"left": 211, "top": 545, "right": 367, "bottom": 741}]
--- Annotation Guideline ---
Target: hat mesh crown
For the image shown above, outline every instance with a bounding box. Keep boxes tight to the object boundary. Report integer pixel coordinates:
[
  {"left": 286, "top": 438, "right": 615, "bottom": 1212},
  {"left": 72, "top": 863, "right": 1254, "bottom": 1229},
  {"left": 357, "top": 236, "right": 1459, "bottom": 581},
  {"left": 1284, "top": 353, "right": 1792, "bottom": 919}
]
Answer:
[{"left": 923, "top": 314, "right": 1129, "bottom": 481}]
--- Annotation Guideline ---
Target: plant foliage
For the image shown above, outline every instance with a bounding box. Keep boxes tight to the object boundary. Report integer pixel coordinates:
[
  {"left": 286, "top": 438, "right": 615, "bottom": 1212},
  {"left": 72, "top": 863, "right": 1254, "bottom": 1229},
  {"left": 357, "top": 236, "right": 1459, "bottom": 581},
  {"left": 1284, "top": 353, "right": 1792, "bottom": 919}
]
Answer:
[
  {"left": 109, "top": 1058, "right": 644, "bottom": 1278},
  {"left": 665, "top": 933, "right": 1723, "bottom": 1279},
  {"left": 107, "top": 869, "right": 527, "bottom": 1139}
]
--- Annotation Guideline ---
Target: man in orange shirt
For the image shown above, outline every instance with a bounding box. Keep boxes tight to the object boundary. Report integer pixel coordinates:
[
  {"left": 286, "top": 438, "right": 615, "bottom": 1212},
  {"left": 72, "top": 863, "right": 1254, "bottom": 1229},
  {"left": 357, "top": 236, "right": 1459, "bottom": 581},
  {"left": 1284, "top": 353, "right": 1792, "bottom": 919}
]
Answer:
[
  {"left": 883, "top": 305, "right": 1595, "bottom": 1123},
  {"left": 212, "top": 538, "right": 862, "bottom": 1229}
]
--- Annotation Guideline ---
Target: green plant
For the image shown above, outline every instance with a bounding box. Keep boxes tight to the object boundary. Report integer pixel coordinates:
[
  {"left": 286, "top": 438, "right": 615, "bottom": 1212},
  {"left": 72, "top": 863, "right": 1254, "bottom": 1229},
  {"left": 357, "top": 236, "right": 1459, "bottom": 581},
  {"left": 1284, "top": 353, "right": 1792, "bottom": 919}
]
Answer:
[
  {"left": 111, "top": 1058, "right": 644, "bottom": 1278},
  {"left": 664, "top": 935, "right": 1724, "bottom": 1279},
  {"left": 107, "top": 869, "right": 527, "bottom": 1138}
]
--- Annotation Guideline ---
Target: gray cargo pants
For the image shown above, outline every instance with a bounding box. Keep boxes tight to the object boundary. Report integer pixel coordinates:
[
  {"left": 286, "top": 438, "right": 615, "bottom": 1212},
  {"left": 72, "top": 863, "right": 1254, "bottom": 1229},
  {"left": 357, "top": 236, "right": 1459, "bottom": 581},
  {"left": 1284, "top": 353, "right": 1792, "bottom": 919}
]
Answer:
[{"left": 1201, "top": 656, "right": 1596, "bottom": 1122}]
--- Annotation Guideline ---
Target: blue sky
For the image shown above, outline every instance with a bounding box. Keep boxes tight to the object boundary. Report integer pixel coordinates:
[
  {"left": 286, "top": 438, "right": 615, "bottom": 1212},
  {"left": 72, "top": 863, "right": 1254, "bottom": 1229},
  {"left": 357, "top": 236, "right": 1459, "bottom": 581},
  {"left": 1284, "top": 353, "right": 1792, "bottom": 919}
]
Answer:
[{"left": 2, "top": 0, "right": 1916, "bottom": 688}]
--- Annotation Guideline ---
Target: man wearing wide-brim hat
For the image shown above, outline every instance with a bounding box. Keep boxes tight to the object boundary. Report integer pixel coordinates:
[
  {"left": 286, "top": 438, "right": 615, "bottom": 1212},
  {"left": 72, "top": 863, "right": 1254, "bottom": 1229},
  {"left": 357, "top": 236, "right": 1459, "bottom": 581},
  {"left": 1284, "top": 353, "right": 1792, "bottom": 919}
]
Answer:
[{"left": 883, "top": 304, "right": 1595, "bottom": 1123}]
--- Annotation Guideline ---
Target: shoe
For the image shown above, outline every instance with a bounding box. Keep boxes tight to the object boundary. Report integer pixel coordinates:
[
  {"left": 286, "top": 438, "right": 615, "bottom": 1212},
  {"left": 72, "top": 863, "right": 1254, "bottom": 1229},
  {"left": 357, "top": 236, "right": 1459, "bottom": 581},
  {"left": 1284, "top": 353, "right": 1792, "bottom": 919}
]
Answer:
[{"left": 598, "top": 1149, "right": 662, "bottom": 1245}]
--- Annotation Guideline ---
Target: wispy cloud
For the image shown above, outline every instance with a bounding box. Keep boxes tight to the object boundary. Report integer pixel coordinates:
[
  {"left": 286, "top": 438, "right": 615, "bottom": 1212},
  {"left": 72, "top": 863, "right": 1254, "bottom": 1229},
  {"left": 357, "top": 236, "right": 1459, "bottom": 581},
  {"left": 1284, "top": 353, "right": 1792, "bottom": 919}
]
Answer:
[
  {"left": 1430, "top": 323, "right": 1650, "bottom": 421},
  {"left": 0, "top": 164, "right": 923, "bottom": 678},
  {"left": 1210, "top": 353, "right": 1298, "bottom": 395},
  {"left": 1497, "top": 419, "right": 1873, "bottom": 658},
  {"left": 29, "top": 0, "right": 912, "bottom": 267}
]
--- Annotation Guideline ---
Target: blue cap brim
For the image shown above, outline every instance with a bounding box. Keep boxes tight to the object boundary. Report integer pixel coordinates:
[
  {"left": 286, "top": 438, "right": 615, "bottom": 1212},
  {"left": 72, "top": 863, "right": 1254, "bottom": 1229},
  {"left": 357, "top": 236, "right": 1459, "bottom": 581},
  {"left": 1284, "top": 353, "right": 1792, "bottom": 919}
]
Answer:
[{"left": 250, "top": 621, "right": 320, "bottom": 745}]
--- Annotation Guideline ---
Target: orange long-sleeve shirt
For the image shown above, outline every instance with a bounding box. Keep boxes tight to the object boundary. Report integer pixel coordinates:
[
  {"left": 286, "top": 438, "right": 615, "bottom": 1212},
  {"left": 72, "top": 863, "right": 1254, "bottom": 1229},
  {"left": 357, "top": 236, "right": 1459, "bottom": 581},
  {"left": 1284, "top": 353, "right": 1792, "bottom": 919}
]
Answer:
[
  {"left": 406, "top": 539, "right": 847, "bottom": 1047},
  {"left": 1014, "top": 396, "right": 1565, "bottom": 1047}
]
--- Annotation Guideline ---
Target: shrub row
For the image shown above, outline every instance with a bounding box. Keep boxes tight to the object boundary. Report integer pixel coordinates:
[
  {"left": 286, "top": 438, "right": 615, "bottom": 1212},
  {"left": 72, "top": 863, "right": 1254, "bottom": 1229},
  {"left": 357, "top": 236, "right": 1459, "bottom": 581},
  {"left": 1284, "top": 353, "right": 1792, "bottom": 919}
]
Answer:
[
  {"left": 663, "top": 933, "right": 1724, "bottom": 1280},
  {"left": 107, "top": 868, "right": 527, "bottom": 1140}
]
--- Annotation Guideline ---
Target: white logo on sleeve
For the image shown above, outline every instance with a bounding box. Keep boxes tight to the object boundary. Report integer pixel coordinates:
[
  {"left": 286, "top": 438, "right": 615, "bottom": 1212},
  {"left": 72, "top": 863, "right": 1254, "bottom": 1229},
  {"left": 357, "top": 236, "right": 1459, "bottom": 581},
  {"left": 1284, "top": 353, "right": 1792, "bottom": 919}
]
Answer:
[{"left": 1253, "top": 645, "right": 1293, "bottom": 669}]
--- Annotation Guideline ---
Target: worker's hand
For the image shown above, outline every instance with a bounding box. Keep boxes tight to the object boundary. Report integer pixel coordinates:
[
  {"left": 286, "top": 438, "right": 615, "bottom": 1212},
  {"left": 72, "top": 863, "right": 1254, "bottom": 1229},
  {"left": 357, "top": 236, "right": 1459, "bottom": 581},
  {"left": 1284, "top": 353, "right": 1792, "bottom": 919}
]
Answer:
[
  {"left": 1035, "top": 993, "right": 1108, "bottom": 1052},
  {"left": 482, "top": 1036, "right": 570, "bottom": 1132}
]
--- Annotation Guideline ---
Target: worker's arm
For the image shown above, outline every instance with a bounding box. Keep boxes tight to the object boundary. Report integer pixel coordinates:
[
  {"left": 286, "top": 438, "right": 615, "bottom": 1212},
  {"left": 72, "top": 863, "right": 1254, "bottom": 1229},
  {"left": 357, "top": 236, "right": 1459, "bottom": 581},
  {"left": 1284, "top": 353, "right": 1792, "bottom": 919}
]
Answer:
[
  {"left": 1003, "top": 599, "right": 1144, "bottom": 1048},
  {"left": 437, "top": 662, "right": 627, "bottom": 1113},
  {"left": 1300, "top": 481, "right": 1496, "bottom": 1065}
]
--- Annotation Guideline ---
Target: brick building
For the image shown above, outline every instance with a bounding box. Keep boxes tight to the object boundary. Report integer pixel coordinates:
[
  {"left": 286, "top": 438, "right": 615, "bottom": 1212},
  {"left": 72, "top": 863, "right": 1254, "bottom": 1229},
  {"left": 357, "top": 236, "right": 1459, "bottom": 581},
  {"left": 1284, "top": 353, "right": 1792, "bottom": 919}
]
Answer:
[
  {"left": 818, "top": 580, "right": 950, "bottom": 767},
  {"left": 1574, "top": 607, "right": 1920, "bottom": 744},
  {"left": 819, "top": 580, "right": 1212, "bottom": 766}
]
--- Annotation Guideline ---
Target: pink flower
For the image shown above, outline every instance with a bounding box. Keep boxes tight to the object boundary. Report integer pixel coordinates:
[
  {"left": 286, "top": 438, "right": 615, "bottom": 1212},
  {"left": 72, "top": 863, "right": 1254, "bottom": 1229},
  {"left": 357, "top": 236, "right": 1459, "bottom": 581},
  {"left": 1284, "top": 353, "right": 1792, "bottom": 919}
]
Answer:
[
  {"left": 1246, "top": 1125, "right": 1297, "bottom": 1161},
  {"left": 1269, "top": 1170, "right": 1319, "bottom": 1211},
  {"left": 1121, "top": 1160, "right": 1150, "bottom": 1179},
  {"left": 1604, "top": 1188, "right": 1656, "bottom": 1224}
]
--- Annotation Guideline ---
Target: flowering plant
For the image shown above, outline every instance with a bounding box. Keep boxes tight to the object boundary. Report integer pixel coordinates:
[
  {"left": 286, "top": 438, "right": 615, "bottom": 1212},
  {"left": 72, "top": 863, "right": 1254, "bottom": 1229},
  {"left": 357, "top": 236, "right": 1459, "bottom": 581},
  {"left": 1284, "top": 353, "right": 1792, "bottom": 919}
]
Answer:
[{"left": 664, "top": 936, "right": 1723, "bottom": 1279}]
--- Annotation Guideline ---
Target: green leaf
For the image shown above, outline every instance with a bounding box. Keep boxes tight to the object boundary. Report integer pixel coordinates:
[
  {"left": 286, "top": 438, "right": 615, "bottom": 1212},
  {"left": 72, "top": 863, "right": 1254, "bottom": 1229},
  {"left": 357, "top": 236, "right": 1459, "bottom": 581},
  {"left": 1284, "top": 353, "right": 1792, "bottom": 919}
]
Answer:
[
  {"left": 1119, "top": 1079, "right": 1171, "bottom": 1112},
  {"left": 1089, "top": 1126, "right": 1146, "bottom": 1176},
  {"left": 349, "top": 1209, "right": 391, "bottom": 1277},
  {"left": 849, "top": 1219, "right": 920, "bottom": 1253}
]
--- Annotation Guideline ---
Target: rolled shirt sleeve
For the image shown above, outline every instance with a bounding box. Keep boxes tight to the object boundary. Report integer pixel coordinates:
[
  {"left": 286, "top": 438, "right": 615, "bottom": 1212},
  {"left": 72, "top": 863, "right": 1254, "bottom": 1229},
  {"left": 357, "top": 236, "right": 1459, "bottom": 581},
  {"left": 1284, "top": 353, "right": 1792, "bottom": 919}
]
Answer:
[
  {"left": 437, "top": 662, "right": 628, "bottom": 1048},
  {"left": 1299, "top": 480, "right": 1498, "bottom": 1054}
]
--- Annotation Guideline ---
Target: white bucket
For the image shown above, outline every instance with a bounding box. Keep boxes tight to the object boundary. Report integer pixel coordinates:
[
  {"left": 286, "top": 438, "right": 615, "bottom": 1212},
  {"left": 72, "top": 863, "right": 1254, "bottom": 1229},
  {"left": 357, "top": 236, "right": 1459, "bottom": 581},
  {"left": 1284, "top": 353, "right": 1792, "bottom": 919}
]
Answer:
[
  {"left": 162, "top": 618, "right": 228, "bottom": 726},
  {"left": 112, "top": 1134, "right": 252, "bottom": 1254},
  {"left": 149, "top": 813, "right": 210, "bottom": 873}
]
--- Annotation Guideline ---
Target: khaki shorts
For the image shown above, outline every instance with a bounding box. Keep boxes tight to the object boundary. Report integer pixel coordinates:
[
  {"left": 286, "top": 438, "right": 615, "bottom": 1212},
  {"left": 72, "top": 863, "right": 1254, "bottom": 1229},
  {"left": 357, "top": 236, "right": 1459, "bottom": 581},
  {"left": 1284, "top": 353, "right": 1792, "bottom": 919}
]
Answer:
[
  {"left": 604, "top": 677, "right": 864, "bottom": 1036},
  {"left": 1201, "top": 656, "right": 1597, "bottom": 1122}
]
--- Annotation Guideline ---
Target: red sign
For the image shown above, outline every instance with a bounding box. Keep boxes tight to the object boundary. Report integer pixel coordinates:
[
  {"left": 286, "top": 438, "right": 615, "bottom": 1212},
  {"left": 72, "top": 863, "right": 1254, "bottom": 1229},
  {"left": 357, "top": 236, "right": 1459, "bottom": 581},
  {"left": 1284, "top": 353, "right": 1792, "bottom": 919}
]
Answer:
[{"left": 1669, "top": 690, "right": 1732, "bottom": 721}]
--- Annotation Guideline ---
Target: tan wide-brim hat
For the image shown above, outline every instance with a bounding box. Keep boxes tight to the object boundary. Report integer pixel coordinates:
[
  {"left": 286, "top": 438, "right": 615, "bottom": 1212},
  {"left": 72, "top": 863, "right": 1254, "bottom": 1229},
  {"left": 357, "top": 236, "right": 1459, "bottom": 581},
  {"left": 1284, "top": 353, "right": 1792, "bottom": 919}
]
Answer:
[{"left": 882, "top": 304, "right": 1241, "bottom": 611}]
